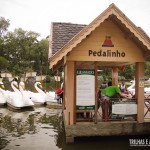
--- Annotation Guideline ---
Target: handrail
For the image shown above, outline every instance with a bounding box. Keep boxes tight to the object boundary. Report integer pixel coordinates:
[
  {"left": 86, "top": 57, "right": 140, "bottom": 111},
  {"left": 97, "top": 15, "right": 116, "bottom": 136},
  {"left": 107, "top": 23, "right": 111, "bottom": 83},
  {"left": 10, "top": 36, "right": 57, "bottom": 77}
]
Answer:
[{"left": 144, "top": 98, "right": 150, "bottom": 118}]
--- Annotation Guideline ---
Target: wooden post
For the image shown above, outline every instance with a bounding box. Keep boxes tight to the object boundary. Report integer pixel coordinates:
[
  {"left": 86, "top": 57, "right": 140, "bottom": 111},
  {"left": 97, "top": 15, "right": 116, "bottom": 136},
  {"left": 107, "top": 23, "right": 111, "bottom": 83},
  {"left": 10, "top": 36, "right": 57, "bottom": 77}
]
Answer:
[
  {"left": 65, "top": 61, "right": 75, "bottom": 125},
  {"left": 62, "top": 64, "right": 66, "bottom": 110},
  {"left": 112, "top": 67, "right": 118, "bottom": 86},
  {"left": 135, "top": 62, "right": 144, "bottom": 123},
  {"left": 56, "top": 70, "right": 58, "bottom": 89},
  {"left": 74, "top": 62, "right": 76, "bottom": 124},
  {"left": 94, "top": 62, "right": 98, "bottom": 124}
]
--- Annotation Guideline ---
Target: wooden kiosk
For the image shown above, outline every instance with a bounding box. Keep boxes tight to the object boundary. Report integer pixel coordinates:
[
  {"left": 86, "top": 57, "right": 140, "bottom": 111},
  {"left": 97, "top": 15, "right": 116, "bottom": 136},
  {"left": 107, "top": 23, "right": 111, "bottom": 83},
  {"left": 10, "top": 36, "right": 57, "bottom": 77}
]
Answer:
[{"left": 49, "top": 3, "right": 150, "bottom": 143}]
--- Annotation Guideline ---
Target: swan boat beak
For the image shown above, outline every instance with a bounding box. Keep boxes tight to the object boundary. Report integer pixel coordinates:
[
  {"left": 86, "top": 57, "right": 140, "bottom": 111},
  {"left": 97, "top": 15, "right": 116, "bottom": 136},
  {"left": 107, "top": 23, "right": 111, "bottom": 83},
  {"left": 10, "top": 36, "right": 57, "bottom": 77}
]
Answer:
[
  {"left": 1, "top": 84, "right": 5, "bottom": 89},
  {"left": 22, "top": 85, "right": 25, "bottom": 90},
  {"left": 15, "top": 83, "right": 18, "bottom": 88},
  {"left": 39, "top": 84, "right": 43, "bottom": 89}
]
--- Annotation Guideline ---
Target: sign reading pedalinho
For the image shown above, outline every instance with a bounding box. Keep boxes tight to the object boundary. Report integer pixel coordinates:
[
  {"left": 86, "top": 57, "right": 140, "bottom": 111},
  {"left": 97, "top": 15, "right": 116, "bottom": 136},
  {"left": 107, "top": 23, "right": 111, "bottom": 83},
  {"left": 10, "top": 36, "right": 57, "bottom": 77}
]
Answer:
[
  {"left": 88, "top": 36, "right": 126, "bottom": 57},
  {"left": 88, "top": 49, "right": 126, "bottom": 57},
  {"left": 76, "top": 69, "right": 95, "bottom": 110}
]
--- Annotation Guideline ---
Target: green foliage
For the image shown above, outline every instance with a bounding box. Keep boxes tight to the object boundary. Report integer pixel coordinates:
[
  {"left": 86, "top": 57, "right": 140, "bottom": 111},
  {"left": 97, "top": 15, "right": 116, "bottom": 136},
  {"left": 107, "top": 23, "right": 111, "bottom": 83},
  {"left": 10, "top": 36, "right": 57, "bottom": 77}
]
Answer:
[
  {"left": 98, "top": 68, "right": 112, "bottom": 81},
  {"left": 0, "top": 17, "right": 10, "bottom": 37},
  {"left": 0, "top": 24, "right": 50, "bottom": 76},
  {"left": 145, "top": 61, "right": 150, "bottom": 78},
  {"left": 0, "top": 56, "right": 9, "bottom": 70},
  {"left": 45, "top": 75, "right": 51, "bottom": 82},
  {"left": 118, "top": 76, "right": 125, "bottom": 81},
  {"left": 119, "top": 65, "right": 135, "bottom": 80}
]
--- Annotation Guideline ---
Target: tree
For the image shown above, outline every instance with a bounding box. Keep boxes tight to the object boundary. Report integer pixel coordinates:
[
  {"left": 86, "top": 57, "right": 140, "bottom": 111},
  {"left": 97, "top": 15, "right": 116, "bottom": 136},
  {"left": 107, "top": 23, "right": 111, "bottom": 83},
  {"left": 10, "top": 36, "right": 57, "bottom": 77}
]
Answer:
[
  {"left": 0, "top": 56, "right": 9, "bottom": 70},
  {"left": 3, "top": 28, "right": 40, "bottom": 75},
  {"left": 145, "top": 61, "right": 150, "bottom": 78},
  {"left": 2, "top": 27, "right": 50, "bottom": 76},
  {"left": 0, "top": 17, "right": 10, "bottom": 37},
  {"left": 0, "top": 17, "right": 51, "bottom": 76},
  {"left": 37, "top": 39, "right": 49, "bottom": 74},
  {"left": 119, "top": 65, "right": 135, "bottom": 80},
  {"left": 0, "top": 17, "right": 10, "bottom": 58}
]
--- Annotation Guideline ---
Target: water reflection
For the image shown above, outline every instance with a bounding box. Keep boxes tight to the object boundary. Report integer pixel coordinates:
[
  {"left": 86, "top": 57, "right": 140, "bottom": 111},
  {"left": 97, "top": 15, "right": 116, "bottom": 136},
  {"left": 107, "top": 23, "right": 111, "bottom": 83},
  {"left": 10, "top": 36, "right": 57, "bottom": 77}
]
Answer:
[
  {"left": 0, "top": 106, "right": 149, "bottom": 150},
  {"left": 38, "top": 112, "right": 65, "bottom": 148},
  {"left": 0, "top": 106, "right": 64, "bottom": 150}
]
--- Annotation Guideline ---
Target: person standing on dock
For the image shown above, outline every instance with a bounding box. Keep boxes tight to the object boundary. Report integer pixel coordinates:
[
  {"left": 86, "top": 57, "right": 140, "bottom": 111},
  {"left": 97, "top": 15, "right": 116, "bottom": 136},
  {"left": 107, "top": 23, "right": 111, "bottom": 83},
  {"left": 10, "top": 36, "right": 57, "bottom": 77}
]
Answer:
[
  {"left": 100, "top": 85, "right": 130, "bottom": 119},
  {"left": 119, "top": 81, "right": 127, "bottom": 93},
  {"left": 107, "top": 78, "right": 112, "bottom": 86},
  {"left": 100, "top": 80, "right": 107, "bottom": 89},
  {"left": 101, "top": 85, "right": 126, "bottom": 99}
]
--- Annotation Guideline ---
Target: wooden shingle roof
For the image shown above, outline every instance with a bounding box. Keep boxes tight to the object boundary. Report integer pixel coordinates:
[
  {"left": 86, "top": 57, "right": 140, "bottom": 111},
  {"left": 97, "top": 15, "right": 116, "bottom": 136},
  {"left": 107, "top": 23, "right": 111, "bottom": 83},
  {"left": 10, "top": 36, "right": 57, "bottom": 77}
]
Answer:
[{"left": 50, "top": 22, "right": 86, "bottom": 56}]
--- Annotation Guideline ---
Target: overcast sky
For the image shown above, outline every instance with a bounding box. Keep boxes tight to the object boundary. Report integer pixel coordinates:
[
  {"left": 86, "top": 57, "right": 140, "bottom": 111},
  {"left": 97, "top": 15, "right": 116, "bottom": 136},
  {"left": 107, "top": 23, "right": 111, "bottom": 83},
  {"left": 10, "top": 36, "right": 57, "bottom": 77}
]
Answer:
[{"left": 0, "top": 0, "right": 150, "bottom": 39}]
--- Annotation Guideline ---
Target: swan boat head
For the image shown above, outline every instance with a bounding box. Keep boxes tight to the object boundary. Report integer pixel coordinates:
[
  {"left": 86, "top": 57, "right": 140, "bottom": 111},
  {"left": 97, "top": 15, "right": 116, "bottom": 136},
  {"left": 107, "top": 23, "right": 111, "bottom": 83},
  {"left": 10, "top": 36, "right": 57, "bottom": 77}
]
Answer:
[
  {"left": 19, "top": 81, "right": 25, "bottom": 91},
  {"left": 11, "top": 81, "right": 20, "bottom": 92},
  {"left": 0, "top": 82, "right": 5, "bottom": 89},
  {"left": 34, "top": 82, "right": 45, "bottom": 95},
  {"left": 0, "top": 81, "right": 7, "bottom": 104},
  {"left": 35, "top": 82, "right": 43, "bottom": 89}
]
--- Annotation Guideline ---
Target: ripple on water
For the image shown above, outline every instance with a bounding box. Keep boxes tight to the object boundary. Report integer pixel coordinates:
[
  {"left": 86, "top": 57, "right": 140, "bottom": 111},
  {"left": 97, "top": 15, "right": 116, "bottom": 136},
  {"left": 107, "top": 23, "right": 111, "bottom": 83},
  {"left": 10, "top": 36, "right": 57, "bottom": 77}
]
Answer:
[{"left": 0, "top": 106, "right": 64, "bottom": 150}]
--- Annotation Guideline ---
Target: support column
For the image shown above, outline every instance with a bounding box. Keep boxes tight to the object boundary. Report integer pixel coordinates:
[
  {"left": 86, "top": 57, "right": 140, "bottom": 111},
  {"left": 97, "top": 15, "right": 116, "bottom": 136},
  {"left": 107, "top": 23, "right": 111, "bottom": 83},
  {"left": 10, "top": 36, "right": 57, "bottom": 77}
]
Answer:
[
  {"left": 135, "top": 62, "right": 144, "bottom": 123},
  {"left": 112, "top": 67, "right": 119, "bottom": 86},
  {"left": 94, "top": 62, "right": 98, "bottom": 124},
  {"left": 64, "top": 61, "right": 75, "bottom": 125}
]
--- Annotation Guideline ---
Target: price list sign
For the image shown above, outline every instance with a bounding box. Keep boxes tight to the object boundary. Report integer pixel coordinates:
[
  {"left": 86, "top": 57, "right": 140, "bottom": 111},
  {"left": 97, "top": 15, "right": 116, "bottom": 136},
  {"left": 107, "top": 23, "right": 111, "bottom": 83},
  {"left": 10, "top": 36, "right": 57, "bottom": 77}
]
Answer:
[{"left": 76, "top": 69, "right": 95, "bottom": 110}]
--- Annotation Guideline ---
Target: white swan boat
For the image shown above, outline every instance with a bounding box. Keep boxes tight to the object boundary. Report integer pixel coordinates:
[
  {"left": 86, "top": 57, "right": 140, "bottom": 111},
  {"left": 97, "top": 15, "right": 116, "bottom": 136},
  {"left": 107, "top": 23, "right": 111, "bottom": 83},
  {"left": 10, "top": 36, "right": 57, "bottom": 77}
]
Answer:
[
  {"left": 19, "top": 82, "right": 34, "bottom": 107},
  {"left": 28, "top": 82, "right": 58, "bottom": 105},
  {"left": 7, "top": 81, "right": 34, "bottom": 110},
  {"left": 0, "top": 82, "right": 8, "bottom": 105},
  {"left": 27, "top": 82, "right": 47, "bottom": 106},
  {"left": 36, "top": 82, "right": 58, "bottom": 104},
  {"left": 45, "top": 91, "right": 58, "bottom": 105},
  {"left": 128, "top": 81, "right": 150, "bottom": 96}
]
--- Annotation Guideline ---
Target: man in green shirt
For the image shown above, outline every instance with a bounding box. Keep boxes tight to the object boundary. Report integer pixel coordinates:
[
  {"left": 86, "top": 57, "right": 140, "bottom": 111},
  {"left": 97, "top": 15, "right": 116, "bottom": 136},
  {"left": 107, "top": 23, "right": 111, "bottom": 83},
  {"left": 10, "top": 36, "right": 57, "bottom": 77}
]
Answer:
[
  {"left": 100, "top": 86, "right": 128, "bottom": 119},
  {"left": 101, "top": 86, "right": 126, "bottom": 99}
]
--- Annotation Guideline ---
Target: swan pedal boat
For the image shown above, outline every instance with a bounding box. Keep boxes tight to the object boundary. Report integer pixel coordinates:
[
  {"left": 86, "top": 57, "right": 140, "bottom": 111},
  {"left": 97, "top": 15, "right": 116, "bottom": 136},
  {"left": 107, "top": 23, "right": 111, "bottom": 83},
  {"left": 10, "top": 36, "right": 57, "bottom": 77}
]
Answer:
[
  {"left": 29, "top": 82, "right": 58, "bottom": 106},
  {"left": 45, "top": 91, "right": 58, "bottom": 105},
  {"left": 0, "top": 82, "right": 10, "bottom": 106},
  {"left": 26, "top": 82, "right": 47, "bottom": 106},
  {"left": 128, "top": 81, "right": 150, "bottom": 96},
  {"left": 28, "top": 82, "right": 58, "bottom": 106},
  {"left": 6, "top": 81, "right": 34, "bottom": 110}
]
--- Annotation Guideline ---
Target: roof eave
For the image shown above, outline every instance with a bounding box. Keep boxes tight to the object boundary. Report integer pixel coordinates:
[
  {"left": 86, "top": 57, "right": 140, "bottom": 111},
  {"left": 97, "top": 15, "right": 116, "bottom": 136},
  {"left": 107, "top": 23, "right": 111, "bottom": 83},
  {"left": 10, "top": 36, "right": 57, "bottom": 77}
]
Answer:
[{"left": 49, "top": 3, "right": 150, "bottom": 69}]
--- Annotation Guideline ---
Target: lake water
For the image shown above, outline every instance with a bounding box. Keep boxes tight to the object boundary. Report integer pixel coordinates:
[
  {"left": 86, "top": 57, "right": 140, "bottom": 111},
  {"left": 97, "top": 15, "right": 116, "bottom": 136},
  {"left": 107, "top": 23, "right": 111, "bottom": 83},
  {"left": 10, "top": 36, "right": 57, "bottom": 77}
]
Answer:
[{"left": 0, "top": 106, "right": 149, "bottom": 150}]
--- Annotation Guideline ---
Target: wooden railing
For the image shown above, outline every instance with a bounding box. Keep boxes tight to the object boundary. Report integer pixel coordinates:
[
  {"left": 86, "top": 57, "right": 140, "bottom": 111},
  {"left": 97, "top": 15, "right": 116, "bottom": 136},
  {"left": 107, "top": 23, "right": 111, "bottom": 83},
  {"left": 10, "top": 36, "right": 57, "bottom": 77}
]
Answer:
[
  {"left": 75, "top": 97, "right": 150, "bottom": 123},
  {"left": 75, "top": 98, "right": 138, "bottom": 123},
  {"left": 144, "top": 95, "right": 150, "bottom": 119}
]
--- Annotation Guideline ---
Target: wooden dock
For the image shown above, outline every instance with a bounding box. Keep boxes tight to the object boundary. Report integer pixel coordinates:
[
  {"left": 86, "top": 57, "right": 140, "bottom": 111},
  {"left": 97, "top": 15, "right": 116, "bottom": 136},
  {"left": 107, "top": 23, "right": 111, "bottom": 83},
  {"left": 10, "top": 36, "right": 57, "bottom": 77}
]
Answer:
[
  {"left": 64, "top": 106, "right": 150, "bottom": 143},
  {"left": 64, "top": 120, "right": 150, "bottom": 143},
  {"left": 46, "top": 102, "right": 62, "bottom": 109}
]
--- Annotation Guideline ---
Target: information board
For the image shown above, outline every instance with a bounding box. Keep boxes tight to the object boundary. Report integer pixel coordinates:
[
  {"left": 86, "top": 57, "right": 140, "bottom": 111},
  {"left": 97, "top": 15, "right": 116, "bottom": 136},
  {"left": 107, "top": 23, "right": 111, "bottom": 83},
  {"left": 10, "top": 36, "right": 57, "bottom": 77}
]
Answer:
[{"left": 76, "top": 69, "right": 95, "bottom": 110}]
